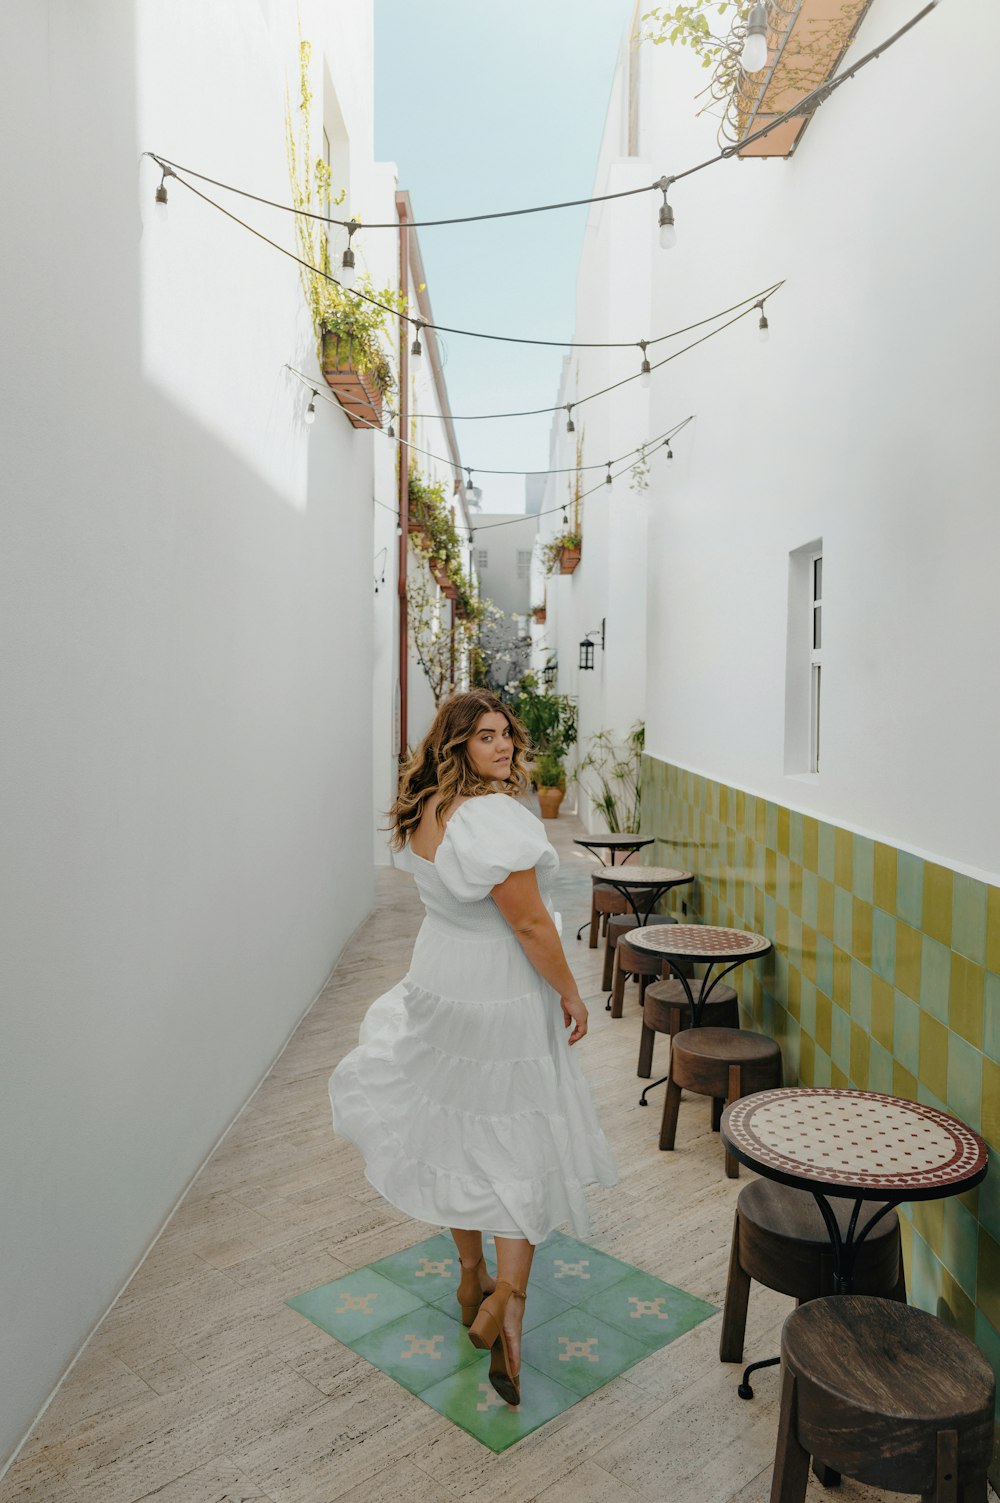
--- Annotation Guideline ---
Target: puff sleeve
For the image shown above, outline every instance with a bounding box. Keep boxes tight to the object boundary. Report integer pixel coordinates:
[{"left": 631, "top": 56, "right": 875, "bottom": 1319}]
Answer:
[{"left": 435, "top": 793, "right": 559, "bottom": 903}]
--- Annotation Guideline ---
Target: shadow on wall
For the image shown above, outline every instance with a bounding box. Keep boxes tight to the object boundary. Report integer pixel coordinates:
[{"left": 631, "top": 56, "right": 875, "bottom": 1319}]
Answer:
[{"left": 1, "top": 0, "right": 375, "bottom": 1467}]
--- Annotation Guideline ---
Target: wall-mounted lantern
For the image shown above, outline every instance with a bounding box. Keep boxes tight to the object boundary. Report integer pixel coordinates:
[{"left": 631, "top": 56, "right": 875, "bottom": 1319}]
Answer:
[
  {"left": 543, "top": 661, "right": 557, "bottom": 688},
  {"left": 578, "top": 618, "right": 606, "bottom": 670}
]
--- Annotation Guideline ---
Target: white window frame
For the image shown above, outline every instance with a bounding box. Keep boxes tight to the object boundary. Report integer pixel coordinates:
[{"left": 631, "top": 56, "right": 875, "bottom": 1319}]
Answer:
[{"left": 809, "top": 551, "right": 822, "bottom": 773}]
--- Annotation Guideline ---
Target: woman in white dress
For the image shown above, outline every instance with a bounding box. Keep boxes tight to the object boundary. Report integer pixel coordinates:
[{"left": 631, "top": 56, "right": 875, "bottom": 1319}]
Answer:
[{"left": 328, "top": 690, "right": 619, "bottom": 1405}]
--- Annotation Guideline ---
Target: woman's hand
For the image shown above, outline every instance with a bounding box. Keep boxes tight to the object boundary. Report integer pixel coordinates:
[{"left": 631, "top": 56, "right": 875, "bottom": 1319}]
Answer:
[{"left": 561, "top": 994, "right": 588, "bottom": 1045}]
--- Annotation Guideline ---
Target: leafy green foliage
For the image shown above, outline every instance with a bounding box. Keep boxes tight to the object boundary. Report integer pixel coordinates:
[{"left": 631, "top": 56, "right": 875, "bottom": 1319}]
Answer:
[
  {"left": 574, "top": 721, "right": 646, "bottom": 832},
  {"left": 504, "top": 673, "right": 578, "bottom": 769}
]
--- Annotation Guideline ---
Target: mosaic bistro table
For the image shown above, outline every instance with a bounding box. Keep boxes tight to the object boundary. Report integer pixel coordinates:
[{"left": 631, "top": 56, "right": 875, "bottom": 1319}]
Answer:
[
  {"left": 572, "top": 833, "right": 654, "bottom": 866},
  {"left": 592, "top": 867, "right": 694, "bottom": 928},
  {"left": 621, "top": 923, "right": 772, "bottom": 1026},
  {"left": 572, "top": 834, "right": 656, "bottom": 939},
  {"left": 720, "top": 1086, "right": 989, "bottom": 1396}
]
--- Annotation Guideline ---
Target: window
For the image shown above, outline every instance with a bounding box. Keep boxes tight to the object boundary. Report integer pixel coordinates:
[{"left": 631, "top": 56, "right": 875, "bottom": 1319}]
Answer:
[
  {"left": 784, "top": 539, "right": 823, "bottom": 776},
  {"left": 475, "top": 548, "right": 488, "bottom": 571},
  {"left": 516, "top": 549, "right": 532, "bottom": 581},
  {"left": 810, "top": 552, "right": 822, "bottom": 773}
]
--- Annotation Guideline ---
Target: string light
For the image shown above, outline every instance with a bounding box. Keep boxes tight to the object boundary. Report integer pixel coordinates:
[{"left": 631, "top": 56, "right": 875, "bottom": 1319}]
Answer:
[
  {"left": 657, "top": 177, "right": 677, "bottom": 250},
  {"left": 154, "top": 164, "right": 174, "bottom": 221},
  {"left": 410, "top": 319, "right": 424, "bottom": 361},
  {"left": 304, "top": 389, "right": 318, "bottom": 424},
  {"left": 664, "top": 440, "right": 673, "bottom": 460},
  {"left": 756, "top": 300, "right": 770, "bottom": 341},
  {"left": 639, "top": 340, "right": 652, "bottom": 387},
  {"left": 341, "top": 219, "right": 359, "bottom": 288},
  {"left": 387, "top": 409, "right": 396, "bottom": 438},
  {"left": 465, "top": 467, "right": 476, "bottom": 500},
  {"left": 742, "top": 3, "right": 770, "bottom": 74},
  {"left": 605, "top": 462, "right": 613, "bottom": 487},
  {"left": 565, "top": 405, "right": 575, "bottom": 434},
  {"left": 285, "top": 362, "right": 693, "bottom": 497}
]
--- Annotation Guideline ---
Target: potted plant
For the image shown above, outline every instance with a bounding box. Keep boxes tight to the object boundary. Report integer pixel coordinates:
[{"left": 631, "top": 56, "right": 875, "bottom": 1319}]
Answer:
[
  {"left": 531, "top": 602, "right": 547, "bottom": 624},
  {"left": 541, "top": 530, "right": 583, "bottom": 576},
  {"left": 573, "top": 721, "right": 646, "bottom": 832},
  {"left": 535, "top": 751, "right": 567, "bottom": 820}
]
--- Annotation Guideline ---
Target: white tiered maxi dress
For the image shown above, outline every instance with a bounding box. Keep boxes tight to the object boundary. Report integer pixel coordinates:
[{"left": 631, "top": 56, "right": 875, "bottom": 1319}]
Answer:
[{"left": 328, "top": 792, "right": 620, "bottom": 1245}]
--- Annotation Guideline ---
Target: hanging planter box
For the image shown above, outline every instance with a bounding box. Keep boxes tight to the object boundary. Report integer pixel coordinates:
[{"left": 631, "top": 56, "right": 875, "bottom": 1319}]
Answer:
[
  {"left": 428, "top": 556, "right": 452, "bottom": 591},
  {"left": 321, "top": 332, "right": 385, "bottom": 431},
  {"left": 558, "top": 546, "right": 581, "bottom": 575},
  {"left": 532, "top": 606, "right": 547, "bottom": 624}
]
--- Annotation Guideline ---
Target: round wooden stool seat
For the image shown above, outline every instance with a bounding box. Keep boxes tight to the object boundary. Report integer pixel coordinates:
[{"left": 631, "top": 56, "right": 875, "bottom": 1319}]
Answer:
[
  {"left": 659, "top": 1028, "right": 782, "bottom": 1175},
  {"left": 586, "top": 881, "right": 630, "bottom": 948},
  {"left": 610, "top": 931, "right": 676, "bottom": 1018},
  {"left": 719, "top": 1179, "right": 906, "bottom": 1364},
  {"left": 638, "top": 979, "right": 739, "bottom": 1079},
  {"left": 601, "top": 911, "right": 675, "bottom": 990},
  {"left": 771, "top": 1295, "right": 994, "bottom": 1502}
]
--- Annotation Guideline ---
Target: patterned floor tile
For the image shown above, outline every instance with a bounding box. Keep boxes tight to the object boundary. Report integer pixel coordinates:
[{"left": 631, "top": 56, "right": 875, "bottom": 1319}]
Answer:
[
  {"left": 350, "top": 1301, "right": 480, "bottom": 1394},
  {"left": 369, "top": 1233, "right": 464, "bottom": 1300},
  {"left": 429, "top": 1276, "right": 574, "bottom": 1333},
  {"left": 417, "top": 1361, "right": 578, "bottom": 1452},
  {"left": 286, "top": 1234, "right": 717, "bottom": 1451},
  {"left": 526, "top": 1233, "right": 639, "bottom": 1304},
  {"left": 581, "top": 1268, "right": 718, "bottom": 1348},
  {"left": 286, "top": 1266, "right": 423, "bottom": 1342},
  {"left": 521, "top": 1305, "right": 651, "bottom": 1397}
]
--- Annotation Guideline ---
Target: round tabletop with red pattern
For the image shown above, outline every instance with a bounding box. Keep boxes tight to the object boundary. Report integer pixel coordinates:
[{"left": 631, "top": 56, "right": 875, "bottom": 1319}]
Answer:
[
  {"left": 622, "top": 923, "right": 771, "bottom": 960},
  {"left": 721, "top": 1086, "right": 988, "bottom": 1201}
]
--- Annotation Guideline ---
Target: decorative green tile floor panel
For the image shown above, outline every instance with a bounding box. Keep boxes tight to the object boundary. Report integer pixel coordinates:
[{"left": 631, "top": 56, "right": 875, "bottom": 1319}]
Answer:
[{"left": 286, "top": 1231, "right": 717, "bottom": 1451}]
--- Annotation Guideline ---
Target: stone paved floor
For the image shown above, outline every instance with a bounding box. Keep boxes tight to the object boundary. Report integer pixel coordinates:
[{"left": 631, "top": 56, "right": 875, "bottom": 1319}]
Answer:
[{"left": 1, "top": 807, "right": 973, "bottom": 1502}]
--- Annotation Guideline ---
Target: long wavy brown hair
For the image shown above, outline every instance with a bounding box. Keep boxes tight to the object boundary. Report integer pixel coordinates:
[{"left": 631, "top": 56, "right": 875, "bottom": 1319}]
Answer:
[{"left": 386, "top": 691, "right": 533, "bottom": 851}]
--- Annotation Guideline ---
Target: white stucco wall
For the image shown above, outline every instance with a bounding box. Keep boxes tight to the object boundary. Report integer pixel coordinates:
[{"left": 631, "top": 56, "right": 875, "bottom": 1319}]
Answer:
[
  {"left": 547, "top": 0, "right": 1000, "bottom": 879},
  {"left": 0, "top": 0, "right": 390, "bottom": 1463}
]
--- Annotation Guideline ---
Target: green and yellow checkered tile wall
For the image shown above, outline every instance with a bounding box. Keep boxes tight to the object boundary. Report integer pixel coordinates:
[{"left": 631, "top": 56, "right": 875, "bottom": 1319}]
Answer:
[{"left": 640, "top": 755, "right": 1000, "bottom": 1430}]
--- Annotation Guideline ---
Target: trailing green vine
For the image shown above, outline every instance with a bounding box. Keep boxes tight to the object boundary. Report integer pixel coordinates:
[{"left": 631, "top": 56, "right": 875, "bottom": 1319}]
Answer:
[{"left": 285, "top": 37, "right": 407, "bottom": 394}]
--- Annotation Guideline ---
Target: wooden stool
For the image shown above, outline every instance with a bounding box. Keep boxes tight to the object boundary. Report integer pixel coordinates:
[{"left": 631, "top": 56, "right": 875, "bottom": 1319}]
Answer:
[
  {"left": 588, "top": 881, "right": 629, "bottom": 947},
  {"left": 601, "top": 911, "right": 674, "bottom": 990},
  {"left": 638, "top": 977, "right": 739, "bottom": 1082},
  {"left": 720, "top": 1179, "right": 907, "bottom": 1364},
  {"left": 771, "top": 1295, "right": 994, "bottom": 1503},
  {"left": 660, "top": 1027, "right": 782, "bottom": 1173}
]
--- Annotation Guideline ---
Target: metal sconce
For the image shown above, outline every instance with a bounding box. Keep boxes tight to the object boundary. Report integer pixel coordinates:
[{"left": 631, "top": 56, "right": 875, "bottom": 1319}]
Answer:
[{"left": 578, "top": 618, "right": 605, "bottom": 670}]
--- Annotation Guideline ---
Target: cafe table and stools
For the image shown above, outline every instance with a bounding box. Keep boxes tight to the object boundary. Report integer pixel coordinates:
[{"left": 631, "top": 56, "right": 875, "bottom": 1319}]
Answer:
[
  {"left": 572, "top": 833, "right": 655, "bottom": 942},
  {"left": 720, "top": 1086, "right": 988, "bottom": 1399}
]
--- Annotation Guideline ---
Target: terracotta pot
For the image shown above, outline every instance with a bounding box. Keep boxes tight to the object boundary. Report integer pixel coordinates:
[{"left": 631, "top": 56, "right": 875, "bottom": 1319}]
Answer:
[
  {"left": 321, "top": 332, "right": 385, "bottom": 430},
  {"left": 558, "top": 546, "right": 581, "bottom": 575},
  {"left": 532, "top": 607, "right": 547, "bottom": 624},
  {"left": 537, "top": 786, "right": 565, "bottom": 820}
]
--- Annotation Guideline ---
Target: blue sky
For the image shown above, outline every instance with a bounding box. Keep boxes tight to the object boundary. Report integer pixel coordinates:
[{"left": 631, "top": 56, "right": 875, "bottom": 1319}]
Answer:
[{"left": 374, "top": 0, "right": 636, "bottom": 512}]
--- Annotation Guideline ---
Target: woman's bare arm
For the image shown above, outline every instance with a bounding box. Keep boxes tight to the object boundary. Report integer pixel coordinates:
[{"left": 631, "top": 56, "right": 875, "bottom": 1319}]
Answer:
[{"left": 490, "top": 869, "right": 589, "bottom": 1043}]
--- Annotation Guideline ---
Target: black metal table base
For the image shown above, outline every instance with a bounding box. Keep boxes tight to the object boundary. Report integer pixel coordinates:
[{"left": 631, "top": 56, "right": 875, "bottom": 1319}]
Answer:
[{"left": 738, "top": 1354, "right": 779, "bottom": 1400}]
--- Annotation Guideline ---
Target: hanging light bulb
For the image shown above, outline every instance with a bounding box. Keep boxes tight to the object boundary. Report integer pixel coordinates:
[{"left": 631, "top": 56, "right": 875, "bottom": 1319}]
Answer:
[
  {"left": 341, "top": 219, "right": 359, "bottom": 289},
  {"left": 664, "top": 439, "right": 673, "bottom": 460},
  {"left": 562, "top": 507, "right": 569, "bottom": 527},
  {"left": 605, "top": 462, "right": 613, "bottom": 487},
  {"left": 396, "top": 523, "right": 403, "bottom": 537},
  {"left": 656, "top": 176, "right": 677, "bottom": 250},
  {"left": 410, "top": 319, "right": 424, "bottom": 362},
  {"left": 741, "top": 2, "right": 769, "bottom": 73},
  {"left": 154, "top": 164, "right": 174, "bottom": 221},
  {"left": 305, "top": 389, "right": 318, "bottom": 425},
  {"left": 565, "top": 404, "right": 575, "bottom": 434},
  {"left": 387, "top": 409, "right": 395, "bottom": 438},
  {"left": 639, "top": 340, "right": 652, "bottom": 388},
  {"left": 465, "top": 467, "right": 475, "bottom": 501},
  {"left": 757, "top": 301, "right": 770, "bottom": 341}
]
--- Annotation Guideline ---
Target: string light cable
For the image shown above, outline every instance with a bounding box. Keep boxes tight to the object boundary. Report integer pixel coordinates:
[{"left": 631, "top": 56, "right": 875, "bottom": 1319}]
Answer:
[
  {"left": 470, "top": 419, "right": 695, "bottom": 535},
  {"left": 144, "top": 0, "right": 938, "bottom": 276},
  {"left": 285, "top": 361, "right": 693, "bottom": 486},
  {"left": 149, "top": 158, "right": 782, "bottom": 368},
  {"left": 144, "top": 0, "right": 939, "bottom": 242}
]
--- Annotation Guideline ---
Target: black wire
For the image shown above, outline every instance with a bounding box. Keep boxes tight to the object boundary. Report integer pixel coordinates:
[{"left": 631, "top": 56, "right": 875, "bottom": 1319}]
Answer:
[
  {"left": 410, "top": 288, "right": 782, "bottom": 421},
  {"left": 145, "top": 5, "right": 938, "bottom": 233},
  {"left": 170, "top": 168, "right": 781, "bottom": 356},
  {"left": 286, "top": 361, "right": 693, "bottom": 480},
  {"left": 470, "top": 419, "right": 695, "bottom": 532}
]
